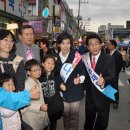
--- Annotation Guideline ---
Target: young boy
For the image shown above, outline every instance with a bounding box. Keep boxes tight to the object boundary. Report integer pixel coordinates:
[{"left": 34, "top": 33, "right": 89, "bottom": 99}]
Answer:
[
  {"left": 22, "top": 59, "right": 49, "bottom": 130},
  {"left": 0, "top": 73, "right": 21, "bottom": 130}
]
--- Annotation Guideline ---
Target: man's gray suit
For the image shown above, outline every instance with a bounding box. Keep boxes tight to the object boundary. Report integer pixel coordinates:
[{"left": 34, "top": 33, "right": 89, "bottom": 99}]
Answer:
[{"left": 16, "top": 42, "right": 40, "bottom": 63}]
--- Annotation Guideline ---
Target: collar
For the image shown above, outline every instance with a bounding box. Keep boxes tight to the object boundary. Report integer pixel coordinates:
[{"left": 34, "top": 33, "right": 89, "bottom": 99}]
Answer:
[
  {"left": 91, "top": 51, "right": 101, "bottom": 63},
  {"left": 59, "top": 51, "right": 70, "bottom": 63},
  {"left": 110, "top": 49, "right": 116, "bottom": 55},
  {"left": 28, "top": 77, "right": 40, "bottom": 86}
]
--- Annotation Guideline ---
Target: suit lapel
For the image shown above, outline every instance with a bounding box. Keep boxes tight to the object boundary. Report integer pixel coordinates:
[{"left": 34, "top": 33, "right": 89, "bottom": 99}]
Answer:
[
  {"left": 95, "top": 52, "right": 104, "bottom": 74},
  {"left": 20, "top": 43, "right": 26, "bottom": 60},
  {"left": 31, "top": 44, "right": 35, "bottom": 58}
]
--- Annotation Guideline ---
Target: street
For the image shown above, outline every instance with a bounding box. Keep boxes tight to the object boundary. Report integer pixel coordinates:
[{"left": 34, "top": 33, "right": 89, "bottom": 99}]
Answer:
[{"left": 57, "top": 68, "right": 130, "bottom": 130}]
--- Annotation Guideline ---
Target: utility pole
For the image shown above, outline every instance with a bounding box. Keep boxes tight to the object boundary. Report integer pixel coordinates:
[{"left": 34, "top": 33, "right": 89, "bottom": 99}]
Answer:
[
  {"left": 77, "top": 0, "right": 81, "bottom": 32},
  {"left": 77, "top": 0, "right": 89, "bottom": 38}
]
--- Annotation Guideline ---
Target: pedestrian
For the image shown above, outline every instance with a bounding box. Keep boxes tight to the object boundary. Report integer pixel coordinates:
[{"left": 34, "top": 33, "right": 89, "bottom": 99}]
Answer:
[
  {"left": 78, "top": 34, "right": 88, "bottom": 55},
  {"left": 107, "top": 40, "right": 123, "bottom": 109},
  {"left": 51, "top": 40, "right": 60, "bottom": 55},
  {"left": 119, "top": 46, "right": 128, "bottom": 72},
  {"left": 23, "top": 59, "right": 49, "bottom": 130},
  {"left": 0, "top": 29, "right": 26, "bottom": 91},
  {"left": 39, "top": 38, "right": 54, "bottom": 62},
  {"left": 39, "top": 55, "right": 66, "bottom": 130},
  {"left": 82, "top": 34, "right": 115, "bottom": 130},
  {"left": 56, "top": 32, "right": 85, "bottom": 130},
  {"left": 16, "top": 25, "right": 40, "bottom": 62}
]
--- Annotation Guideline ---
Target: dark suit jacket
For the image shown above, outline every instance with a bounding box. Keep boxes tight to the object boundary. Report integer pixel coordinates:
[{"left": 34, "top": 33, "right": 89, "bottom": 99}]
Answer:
[
  {"left": 112, "top": 50, "right": 123, "bottom": 75},
  {"left": 84, "top": 51, "right": 115, "bottom": 110}
]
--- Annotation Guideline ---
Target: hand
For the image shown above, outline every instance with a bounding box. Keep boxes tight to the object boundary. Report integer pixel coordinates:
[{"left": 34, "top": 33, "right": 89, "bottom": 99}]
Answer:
[
  {"left": 97, "top": 74, "right": 105, "bottom": 87},
  {"left": 74, "top": 74, "right": 80, "bottom": 85},
  {"left": 84, "top": 90, "right": 87, "bottom": 96},
  {"left": 40, "top": 104, "right": 48, "bottom": 112},
  {"left": 60, "top": 83, "right": 66, "bottom": 91},
  {"left": 30, "top": 86, "right": 40, "bottom": 100}
]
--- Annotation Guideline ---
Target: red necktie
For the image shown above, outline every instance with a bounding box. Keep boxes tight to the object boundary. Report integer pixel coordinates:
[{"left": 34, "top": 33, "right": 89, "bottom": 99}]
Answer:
[{"left": 92, "top": 57, "right": 96, "bottom": 70}]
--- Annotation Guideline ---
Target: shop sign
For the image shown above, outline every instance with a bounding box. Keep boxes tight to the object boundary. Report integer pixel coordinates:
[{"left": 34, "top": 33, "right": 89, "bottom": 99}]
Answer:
[
  {"left": 0, "top": 0, "right": 27, "bottom": 18},
  {"left": 53, "top": 27, "right": 60, "bottom": 33},
  {"left": 42, "top": 7, "right": 49, "bottom": 18},
  {"left": 23, "top": 21, "right": 42, "bottom": 34}
]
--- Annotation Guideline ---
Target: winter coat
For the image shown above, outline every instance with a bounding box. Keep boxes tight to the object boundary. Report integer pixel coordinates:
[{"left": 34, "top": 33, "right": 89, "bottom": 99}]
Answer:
[
  {"left": 0, "top": 108, "right": 21, "bottom": 130},
  {"left": 22, "top": 77, "right": 49, "bottom": 130},
  {"left": 0, "top": 88, "right": 30, "bottom": 130}
]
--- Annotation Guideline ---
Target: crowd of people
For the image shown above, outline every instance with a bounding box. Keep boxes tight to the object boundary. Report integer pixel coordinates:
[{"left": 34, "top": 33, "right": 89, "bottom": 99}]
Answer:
[{"left": 0, "top": 25, "right": 129, "bottom": 130}]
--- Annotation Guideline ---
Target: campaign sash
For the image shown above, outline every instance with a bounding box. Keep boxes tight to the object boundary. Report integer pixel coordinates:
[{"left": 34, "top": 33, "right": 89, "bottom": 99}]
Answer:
[
  {"left": 82, "top": 53, "right": 117, "bottom": 101},
  {"left": 60, "top": 51, "right": 81, "bottom": 83}
]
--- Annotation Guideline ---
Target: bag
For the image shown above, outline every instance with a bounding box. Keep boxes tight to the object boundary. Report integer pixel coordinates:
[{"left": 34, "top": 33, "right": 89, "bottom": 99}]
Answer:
[
  {"left": 126, "top": 60, "right": 130, "bottom": 68},
  {"left": 21, "top": 120, "right": 33, "bottom": 130},
  {"left": 47, "top": 93, "right": 64, "bottom": 121}
]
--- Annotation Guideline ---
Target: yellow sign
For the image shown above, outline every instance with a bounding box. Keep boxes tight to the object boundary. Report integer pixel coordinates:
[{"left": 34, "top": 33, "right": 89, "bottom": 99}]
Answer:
[{"left": 53, "top": 27, "right": 60, "bottom": 33}]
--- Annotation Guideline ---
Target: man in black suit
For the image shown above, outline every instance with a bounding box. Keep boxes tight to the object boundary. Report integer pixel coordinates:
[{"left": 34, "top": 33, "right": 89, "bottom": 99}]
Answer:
[
  {"left": 83, "top": 34, "right": 115, "bottom": 130},
  {"left": 107, "top": 40, "right": 123, "bottom": 109}
]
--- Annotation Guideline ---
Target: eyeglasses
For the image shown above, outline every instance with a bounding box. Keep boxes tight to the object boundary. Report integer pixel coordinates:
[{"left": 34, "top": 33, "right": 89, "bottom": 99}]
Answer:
[{"left": 30, "top": 68, "right": 42, "bottom": 72}]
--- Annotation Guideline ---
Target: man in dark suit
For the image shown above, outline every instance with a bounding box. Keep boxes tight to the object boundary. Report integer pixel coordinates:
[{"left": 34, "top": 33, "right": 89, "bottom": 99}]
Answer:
[
  {"left": 83, "top": 34, "right": 115, "bottom": 130},
  {"left": 16, "top": 25, "right": 40, "bottom": 63},
  {"left": 107, "top": 40, "right": 123, "bottom": 109}
]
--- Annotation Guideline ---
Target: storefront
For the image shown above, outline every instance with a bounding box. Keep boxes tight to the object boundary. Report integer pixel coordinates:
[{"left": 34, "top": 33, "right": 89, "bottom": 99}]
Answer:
[{"left": 0, "top": 0, "right": 28, "bottom": 29}]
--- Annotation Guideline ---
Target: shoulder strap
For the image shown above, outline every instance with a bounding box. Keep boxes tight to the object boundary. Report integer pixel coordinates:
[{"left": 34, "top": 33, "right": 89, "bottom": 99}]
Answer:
[
  {"left": 13, "top": 55, "right": 23, "bottom": 72},
  {"left": 0, "top": 56, "right": 23, "bottom": 73}
]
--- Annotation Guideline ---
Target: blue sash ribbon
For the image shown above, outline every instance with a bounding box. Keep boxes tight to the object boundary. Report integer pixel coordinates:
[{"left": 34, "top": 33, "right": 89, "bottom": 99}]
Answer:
[
  {"left": 60, "top": 51, "right": 81, "bottom": 83},
  {"left": 82, "top": 53, "right": 117, "bottom": 101}
]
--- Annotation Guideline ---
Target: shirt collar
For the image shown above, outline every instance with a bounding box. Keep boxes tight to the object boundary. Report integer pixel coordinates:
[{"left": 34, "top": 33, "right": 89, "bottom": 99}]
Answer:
[
  {"left": 59, "top": 51, "right": 70, "bottom": 63},
  {"left": 91, "top": 51, "right": 101, "bottom": 63},
  {"left": 110, "top": 49, "right": 116, "bottom": 55}
]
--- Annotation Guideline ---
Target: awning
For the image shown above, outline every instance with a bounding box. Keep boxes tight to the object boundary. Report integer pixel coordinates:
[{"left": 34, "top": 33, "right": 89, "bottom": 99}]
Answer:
[{"left": 0, "top": 10, "right": 27, "bottom": 23}]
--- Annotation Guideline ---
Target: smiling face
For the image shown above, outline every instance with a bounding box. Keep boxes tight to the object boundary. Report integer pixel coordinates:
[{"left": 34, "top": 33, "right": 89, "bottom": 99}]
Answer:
[
  {"left": 42, "top": 57, "right": 55, "bottom": 75},
  {"left": 3, "top": 79, "right": 15, "bottom": 92},
  {"left": 0, "top": 34, "right": 14, "bottom": 54},
  {"left": 87, "top": 38, "right": 102, "bottom": 56},
  {"left": 59, "top": 39, "right": 71, "bottom": 56}
]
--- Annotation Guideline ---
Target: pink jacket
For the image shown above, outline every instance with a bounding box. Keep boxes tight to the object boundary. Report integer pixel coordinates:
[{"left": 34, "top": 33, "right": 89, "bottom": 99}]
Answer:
[{"left": 0, "top": 107, "right": 21, "bottom": 130}]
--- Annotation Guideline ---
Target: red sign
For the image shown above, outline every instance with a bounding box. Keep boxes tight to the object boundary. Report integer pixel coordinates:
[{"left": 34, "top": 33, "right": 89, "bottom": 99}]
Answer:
[{"left": 27, "top": 0, "right": 36, "bottom": 5}]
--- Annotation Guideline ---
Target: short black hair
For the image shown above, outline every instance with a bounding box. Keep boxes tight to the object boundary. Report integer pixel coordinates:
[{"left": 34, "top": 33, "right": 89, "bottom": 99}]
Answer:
[
  {"left": 18, "top": 25, "right": 34, "bottom": 35},
  {"left": 39, "top": 38, "right": 49, "bottom": 48},
  {"left": 86, "top": 34, "right": 102, "bottom": 46},
  {"left": 52, "top": 41, "right": 57, "bottom": 46},
  {"left": 82, "top": 34, "right": 87, "bottom": 39},
  {"left": 0, "top": 73, "right": 13, "bottom": 87},
  {"left": 25, "top": 59, "right": 41, "bottom": 71},
  {"left": 57, "top": 32, "right": 73, "bottom": 46},
  {"left": 42, "top": 54, "right": 56, "bottom": 64},
  {"left": 109, "top": 40, "right": 117, "bottom": 48}
]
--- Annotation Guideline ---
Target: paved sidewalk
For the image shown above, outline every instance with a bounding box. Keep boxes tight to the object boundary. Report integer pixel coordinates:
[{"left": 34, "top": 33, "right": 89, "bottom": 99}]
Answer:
[{"left": 57, "top": 69, "right": 130, "bottom": 130}]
